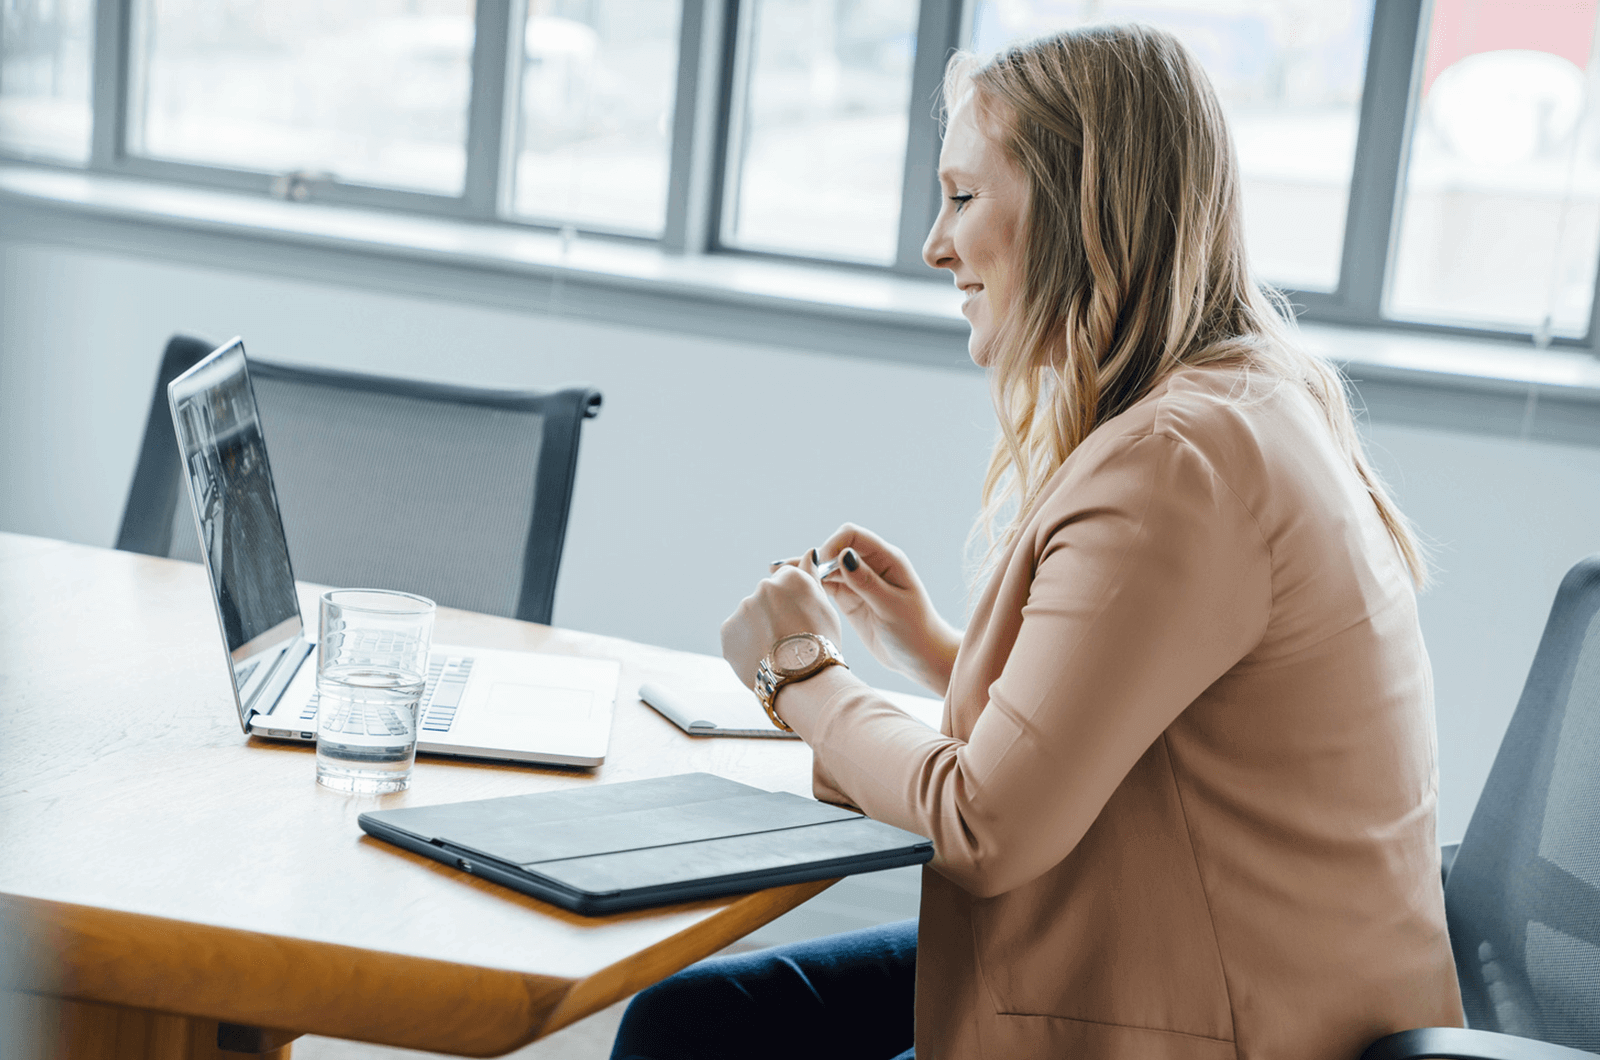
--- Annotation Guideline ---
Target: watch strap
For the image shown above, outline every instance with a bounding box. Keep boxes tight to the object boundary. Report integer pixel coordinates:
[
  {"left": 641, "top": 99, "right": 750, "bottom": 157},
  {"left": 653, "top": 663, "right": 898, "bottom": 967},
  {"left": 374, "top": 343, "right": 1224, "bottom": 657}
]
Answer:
[{"left": 754, "top": 635, "right": 847, "bottom": 732}]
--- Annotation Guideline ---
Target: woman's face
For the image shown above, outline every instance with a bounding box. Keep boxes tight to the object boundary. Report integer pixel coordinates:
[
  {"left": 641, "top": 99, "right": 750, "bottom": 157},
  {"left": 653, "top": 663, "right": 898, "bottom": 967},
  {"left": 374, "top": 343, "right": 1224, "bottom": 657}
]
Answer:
[{"left": 923, "top": 98, "right": 1030, "bottom": 367}]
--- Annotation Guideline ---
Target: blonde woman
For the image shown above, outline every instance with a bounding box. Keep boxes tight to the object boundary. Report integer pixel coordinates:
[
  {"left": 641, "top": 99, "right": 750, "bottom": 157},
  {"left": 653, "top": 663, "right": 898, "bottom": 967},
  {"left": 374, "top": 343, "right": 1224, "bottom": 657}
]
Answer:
[{"left": 612, "top": 23, "right": 1463, "bottom": 1060}]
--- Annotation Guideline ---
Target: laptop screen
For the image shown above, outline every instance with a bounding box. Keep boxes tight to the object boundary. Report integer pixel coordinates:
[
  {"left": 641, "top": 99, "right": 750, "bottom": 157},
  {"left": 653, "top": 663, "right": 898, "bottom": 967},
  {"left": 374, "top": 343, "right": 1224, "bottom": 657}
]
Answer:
[{"left": 168, "top": 340, "right": 303, "bottom": 715}]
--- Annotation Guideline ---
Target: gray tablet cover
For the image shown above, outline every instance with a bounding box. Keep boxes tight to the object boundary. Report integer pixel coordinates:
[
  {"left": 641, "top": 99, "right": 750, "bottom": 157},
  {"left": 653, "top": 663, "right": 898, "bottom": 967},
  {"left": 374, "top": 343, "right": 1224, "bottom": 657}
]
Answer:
[{"left": 358, "top": 772, "right": 934, "bottom": 915}]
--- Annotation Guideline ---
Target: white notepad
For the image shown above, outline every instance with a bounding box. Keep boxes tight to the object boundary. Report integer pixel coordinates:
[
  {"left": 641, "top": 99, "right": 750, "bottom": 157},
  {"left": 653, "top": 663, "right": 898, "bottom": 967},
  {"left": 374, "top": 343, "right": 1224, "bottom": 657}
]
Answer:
[{"left": 640, "top": 681, "right": 945, "bottom": 739}]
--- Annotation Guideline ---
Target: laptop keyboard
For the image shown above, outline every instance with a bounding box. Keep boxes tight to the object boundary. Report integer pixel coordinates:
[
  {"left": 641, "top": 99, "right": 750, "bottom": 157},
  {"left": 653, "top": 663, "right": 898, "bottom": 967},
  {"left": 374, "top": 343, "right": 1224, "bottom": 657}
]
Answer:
[
  {"left": 344, "top": 629, "right": 407, "bottom": 654},
  {"left": 421, "top": 658, "right": 473, "bottom": 734},
  {"left": 301, "top": 656, "right": 471, "bottom": 735}
]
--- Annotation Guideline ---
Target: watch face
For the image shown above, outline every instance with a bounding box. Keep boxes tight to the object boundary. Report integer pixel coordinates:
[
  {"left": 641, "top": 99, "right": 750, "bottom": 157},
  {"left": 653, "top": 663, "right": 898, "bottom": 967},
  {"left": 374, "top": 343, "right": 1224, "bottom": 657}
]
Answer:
[{"left": 774, "top": 634, "right": 821, "bottom": 674}]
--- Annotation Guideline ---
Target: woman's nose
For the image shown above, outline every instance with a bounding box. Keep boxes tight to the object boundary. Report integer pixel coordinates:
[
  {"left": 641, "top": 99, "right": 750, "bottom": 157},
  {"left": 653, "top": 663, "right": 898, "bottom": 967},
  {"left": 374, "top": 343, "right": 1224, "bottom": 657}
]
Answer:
[{"left": 923, "top": 219, "right": 956, "bottom": 271}]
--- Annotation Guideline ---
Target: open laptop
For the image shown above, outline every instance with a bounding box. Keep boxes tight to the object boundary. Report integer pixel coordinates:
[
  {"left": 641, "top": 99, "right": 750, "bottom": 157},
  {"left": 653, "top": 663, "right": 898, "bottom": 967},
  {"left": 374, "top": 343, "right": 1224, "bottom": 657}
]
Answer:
[{"left": 168, "top": 337, "right": 620, "bottom": 767}]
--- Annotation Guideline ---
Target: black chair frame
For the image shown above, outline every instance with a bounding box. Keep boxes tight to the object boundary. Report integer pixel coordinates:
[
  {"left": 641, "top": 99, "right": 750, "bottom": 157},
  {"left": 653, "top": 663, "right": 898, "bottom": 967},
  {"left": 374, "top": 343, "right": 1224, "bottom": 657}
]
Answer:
[
  {"left": 1362, "top": 557, "right": 1600, "bottom": 1060},
  {"left": 117, "top": 335, "right": 600, "bottom": 626}
]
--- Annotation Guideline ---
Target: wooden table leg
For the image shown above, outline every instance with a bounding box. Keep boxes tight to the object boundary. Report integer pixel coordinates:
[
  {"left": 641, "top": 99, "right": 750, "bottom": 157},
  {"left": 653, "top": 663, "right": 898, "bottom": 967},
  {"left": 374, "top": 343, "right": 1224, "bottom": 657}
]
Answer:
[{"left": 2, "top": 993, "right": 298, "bottom": 1060}]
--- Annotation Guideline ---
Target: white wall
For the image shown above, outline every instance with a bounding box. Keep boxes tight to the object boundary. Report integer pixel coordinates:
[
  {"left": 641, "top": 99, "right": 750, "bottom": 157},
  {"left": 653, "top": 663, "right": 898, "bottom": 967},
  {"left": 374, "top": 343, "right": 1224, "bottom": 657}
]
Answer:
[{"left": 5, "top": 238, "right": 1599, "bottom": 939}]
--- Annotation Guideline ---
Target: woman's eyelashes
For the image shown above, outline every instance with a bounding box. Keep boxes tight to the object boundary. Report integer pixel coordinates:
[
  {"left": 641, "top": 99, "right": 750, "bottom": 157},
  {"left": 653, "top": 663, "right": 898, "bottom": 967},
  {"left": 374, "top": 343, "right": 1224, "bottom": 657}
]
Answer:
[{"left": 949, "top": 193, "right": 974, "bottom": 211}]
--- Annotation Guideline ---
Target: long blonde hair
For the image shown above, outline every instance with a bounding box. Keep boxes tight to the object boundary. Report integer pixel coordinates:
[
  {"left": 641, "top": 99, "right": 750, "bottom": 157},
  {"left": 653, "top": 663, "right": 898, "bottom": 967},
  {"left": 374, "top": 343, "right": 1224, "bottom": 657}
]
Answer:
[{"left": 952, "top": 24, "right": 1427, "bottom": 585}]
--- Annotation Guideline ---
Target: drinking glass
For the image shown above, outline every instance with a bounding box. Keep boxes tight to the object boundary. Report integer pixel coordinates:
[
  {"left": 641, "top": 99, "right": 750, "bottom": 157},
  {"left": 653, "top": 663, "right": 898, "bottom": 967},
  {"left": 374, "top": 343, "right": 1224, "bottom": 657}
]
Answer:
[{"left": 315, "top": 589, "right": 435, "bottom": 794}]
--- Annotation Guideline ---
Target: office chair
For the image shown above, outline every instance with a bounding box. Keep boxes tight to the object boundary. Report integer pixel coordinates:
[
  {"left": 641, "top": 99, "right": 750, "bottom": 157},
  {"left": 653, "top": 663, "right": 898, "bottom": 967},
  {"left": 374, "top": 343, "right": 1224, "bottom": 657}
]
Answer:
[
  {"left": 116, "top": 334, "right": 601, "bottom": 625},
  {"left": 1362, "top": 558, "right": 1600, "bottom": 1060}
]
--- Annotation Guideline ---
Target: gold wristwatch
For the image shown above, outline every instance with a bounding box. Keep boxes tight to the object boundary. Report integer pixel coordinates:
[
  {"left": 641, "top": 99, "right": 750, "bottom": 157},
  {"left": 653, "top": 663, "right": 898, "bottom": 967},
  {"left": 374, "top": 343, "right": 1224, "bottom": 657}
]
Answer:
[{"left": 753, "top": 632, "right": 848, "bottom": 732}]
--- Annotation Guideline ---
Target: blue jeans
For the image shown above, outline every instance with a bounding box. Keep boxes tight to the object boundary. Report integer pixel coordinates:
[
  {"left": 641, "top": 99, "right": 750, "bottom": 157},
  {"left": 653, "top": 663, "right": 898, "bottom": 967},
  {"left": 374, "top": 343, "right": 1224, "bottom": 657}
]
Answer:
[{"left": 609, "top": 919, "right": 917, "bottom": 1060}]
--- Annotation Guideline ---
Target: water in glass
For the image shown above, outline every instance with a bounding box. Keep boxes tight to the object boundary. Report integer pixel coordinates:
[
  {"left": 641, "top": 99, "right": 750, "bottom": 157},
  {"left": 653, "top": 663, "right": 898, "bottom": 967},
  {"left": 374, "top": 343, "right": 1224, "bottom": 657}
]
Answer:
[{"left": 315, "top": 663, "right": 426, "bottom": 794}]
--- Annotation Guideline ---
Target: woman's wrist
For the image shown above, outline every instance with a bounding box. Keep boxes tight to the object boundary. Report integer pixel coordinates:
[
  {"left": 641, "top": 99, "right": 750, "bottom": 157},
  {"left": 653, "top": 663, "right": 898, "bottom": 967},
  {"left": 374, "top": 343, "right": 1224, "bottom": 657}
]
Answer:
[
  {"left": 771, "top": 664, "right": 858, "bottom": 736},
  {"left": 909, "top": 621, "right": 963, "bottom": 697}
]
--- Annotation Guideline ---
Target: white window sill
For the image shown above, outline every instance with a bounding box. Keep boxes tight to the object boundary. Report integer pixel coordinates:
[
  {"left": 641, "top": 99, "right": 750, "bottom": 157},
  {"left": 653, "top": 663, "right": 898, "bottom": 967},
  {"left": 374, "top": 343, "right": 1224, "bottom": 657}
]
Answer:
[
  {"left": 0, "top": 165, "right": 968, "bottom": 345},
  {"left": 3, "top": 163, "right": 1598, "bottom": 444}
]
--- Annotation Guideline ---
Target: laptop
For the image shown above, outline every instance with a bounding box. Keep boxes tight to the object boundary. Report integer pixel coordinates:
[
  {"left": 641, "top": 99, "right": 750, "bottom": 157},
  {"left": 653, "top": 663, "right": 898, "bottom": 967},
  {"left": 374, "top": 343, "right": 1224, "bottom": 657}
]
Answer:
[{"left": 168, "top": 337, "right": 620, "bottom": 767}]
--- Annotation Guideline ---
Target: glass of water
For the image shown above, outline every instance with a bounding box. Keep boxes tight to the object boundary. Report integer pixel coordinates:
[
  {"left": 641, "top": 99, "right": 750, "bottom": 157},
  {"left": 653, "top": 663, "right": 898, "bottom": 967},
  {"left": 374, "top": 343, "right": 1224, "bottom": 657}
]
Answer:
[{"left": 316, "top": 589, "right": 435, "bottom": 794}]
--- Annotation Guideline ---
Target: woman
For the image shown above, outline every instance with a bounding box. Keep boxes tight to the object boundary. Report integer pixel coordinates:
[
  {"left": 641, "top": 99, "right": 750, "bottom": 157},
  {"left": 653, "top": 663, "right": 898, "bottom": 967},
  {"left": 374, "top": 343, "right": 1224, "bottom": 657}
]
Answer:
[{"left": 612, "top": 23, "right": 1463, "bottom": 1060}]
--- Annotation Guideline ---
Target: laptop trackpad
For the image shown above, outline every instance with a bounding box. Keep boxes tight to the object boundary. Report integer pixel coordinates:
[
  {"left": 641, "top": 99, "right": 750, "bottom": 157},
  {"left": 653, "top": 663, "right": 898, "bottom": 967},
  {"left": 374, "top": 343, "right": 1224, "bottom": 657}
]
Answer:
[
  {"left": 450, "top": 682, "right": 597, "bottom": 747},
  {"left": 485, "top": 682, "right": 593, "bottom": 719}
]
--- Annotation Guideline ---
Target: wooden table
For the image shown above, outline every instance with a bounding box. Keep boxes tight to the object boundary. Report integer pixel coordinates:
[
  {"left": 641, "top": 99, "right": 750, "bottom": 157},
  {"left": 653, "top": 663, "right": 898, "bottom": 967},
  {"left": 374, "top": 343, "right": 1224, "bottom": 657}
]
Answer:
[{"left": 0, "top": 533, "right": 837, "bottom": 1059}]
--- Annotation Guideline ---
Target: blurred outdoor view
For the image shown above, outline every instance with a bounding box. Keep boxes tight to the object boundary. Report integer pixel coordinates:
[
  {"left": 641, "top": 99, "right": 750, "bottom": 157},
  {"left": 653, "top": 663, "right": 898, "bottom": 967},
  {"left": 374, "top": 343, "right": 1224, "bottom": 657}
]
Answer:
[
  {"left": 511, "top": 0, "right": 681, "bottom": 235},
  {"left": 723, "top": 0, "right": 919, "bottom": 264},
  {"left": 130, "top": 0, "right": 476, "bottom": 194},
  {"left": 971, "top": 0, "right": 1374, "bottom": 294},
  {"left": 1389, "top": 0, "right": 1600, "bottom": 337},
  {"left": 0, "top": 0, "right": 93, "bottom": 163}
]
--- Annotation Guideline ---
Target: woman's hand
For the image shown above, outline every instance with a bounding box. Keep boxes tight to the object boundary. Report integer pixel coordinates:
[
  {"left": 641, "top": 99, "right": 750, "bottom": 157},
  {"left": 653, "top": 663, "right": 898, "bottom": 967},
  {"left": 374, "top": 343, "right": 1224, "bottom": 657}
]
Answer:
[
  {"left": 720, "top": 558, "right": 844, "bottom": 691},
  {"left": 777, "top": 524, "right": 962, "bottom": 697}
]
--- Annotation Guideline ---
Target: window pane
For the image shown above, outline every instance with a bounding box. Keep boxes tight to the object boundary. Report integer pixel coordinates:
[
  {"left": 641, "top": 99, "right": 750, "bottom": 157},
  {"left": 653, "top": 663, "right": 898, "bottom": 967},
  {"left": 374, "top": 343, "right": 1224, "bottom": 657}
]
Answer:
[
  {"left": 510, "top": 1, "right": 681, "bottom": 235},
  {"left": 723, "top": 0, "right": 919, "bottom": 264},
  {"left": 1388, "top": 0, "right": 1600, "bottom": 337},
  {"left": 969, "top": 1, "right": 1374, "bottom": 292},
  {"left": 0, "top": 0, "right": 93, "bottom": 163},
  {"left": 129, "top": 0, "right": 474, "bottom": 195}
]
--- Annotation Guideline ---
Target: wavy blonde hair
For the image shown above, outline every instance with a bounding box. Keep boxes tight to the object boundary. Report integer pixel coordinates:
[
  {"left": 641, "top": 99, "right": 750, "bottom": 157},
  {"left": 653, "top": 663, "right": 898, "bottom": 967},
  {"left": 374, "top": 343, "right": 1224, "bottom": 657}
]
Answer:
[{"left": 952, "top": 24, "right": 1426, "bottom": 586}]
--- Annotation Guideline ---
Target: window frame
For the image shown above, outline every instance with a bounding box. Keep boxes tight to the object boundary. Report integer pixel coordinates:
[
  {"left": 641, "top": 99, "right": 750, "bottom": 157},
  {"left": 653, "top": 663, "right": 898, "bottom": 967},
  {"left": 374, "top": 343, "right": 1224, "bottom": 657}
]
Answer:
[{"left": 2, "top": 0, "right": 1595, "bottom": 351}]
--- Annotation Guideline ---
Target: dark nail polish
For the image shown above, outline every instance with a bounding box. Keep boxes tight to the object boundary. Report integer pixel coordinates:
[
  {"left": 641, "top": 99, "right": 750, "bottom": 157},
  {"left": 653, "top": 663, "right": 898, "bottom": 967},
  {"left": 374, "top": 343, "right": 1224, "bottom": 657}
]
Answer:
[
  {"left": 842, "top": 549, "right": 859, "bottom": 572},
  {"left": 810, "top": 548, "right": 819, "bottom": 564}
]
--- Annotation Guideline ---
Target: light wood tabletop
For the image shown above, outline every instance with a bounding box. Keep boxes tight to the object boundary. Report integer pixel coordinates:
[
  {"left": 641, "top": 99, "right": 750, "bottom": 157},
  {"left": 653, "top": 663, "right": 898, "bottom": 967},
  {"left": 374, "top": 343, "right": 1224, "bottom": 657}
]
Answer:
[{"left": 0, "top": 533, "right": 882, "bottom": 1059}]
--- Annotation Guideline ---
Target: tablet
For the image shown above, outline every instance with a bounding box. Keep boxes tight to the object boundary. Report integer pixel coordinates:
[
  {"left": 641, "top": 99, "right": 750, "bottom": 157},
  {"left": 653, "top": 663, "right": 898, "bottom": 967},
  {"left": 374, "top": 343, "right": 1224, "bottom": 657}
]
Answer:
[{"left": 359, "top": 772, "right": 934, "bottom": 915}]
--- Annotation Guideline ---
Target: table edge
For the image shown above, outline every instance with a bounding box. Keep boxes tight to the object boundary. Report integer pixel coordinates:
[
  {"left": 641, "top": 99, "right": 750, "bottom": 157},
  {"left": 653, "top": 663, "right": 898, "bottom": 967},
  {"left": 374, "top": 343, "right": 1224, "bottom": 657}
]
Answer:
[{"left": 1, "top": 879, "right": 837, "bottom": 1055}]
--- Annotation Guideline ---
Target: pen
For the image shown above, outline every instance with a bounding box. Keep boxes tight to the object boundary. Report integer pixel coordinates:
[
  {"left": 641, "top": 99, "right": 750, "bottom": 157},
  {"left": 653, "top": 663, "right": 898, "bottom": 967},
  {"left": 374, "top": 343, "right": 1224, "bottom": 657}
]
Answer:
[{"left": 770, "top": 555, "right": 845, "bottom": 580}]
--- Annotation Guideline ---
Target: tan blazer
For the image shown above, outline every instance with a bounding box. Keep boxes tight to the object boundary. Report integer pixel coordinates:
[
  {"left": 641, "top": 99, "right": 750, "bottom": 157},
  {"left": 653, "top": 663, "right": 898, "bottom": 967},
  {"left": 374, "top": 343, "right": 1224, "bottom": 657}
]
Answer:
[{"left": 795, "top": 364, "right": 1464, "bottom": 1060}]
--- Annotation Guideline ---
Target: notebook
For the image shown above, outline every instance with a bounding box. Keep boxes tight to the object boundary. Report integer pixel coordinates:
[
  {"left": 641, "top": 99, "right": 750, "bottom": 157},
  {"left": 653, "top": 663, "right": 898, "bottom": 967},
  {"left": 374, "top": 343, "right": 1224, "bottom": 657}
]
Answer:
[
  {"left": 640, "top": 681, "right": 947, "bottom": 739},
  {"left": 639, "top": 683, "right": 801, "bottom": 738},
  {"left": 358, "top": 772, "right": 935, "bottom": 915}
]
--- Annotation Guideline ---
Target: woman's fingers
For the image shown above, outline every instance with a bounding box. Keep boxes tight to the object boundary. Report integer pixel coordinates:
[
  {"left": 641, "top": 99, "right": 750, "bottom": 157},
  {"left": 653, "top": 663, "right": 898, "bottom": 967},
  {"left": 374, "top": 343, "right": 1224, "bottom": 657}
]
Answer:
[
  {"left": 819, "top": 522, "right": 885, "bottom": 561},
  {"left": 818, "top": 525, "right": 916, "bottom": 590},
  {"left": 820, "top": 572, "right": 866, "bottom": 608},
  {"left": 773, "top": 550, "right": 849, "bottom": 582},
  {"left": 834, "top": 546, "right": 893, "bottom": 605}
]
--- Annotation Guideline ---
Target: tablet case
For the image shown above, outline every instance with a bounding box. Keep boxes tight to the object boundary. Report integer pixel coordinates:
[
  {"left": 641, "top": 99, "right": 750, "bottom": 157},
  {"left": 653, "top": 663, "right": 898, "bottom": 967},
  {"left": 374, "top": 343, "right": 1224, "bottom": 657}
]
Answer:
[{"left": 358, "top": 772, "right": 934, "bottom": 915}]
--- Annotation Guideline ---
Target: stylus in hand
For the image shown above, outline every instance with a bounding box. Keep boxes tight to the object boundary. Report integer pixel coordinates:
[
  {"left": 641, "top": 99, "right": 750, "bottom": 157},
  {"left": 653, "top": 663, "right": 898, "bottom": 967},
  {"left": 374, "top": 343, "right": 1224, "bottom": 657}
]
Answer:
[{"left": 769, "top": 554, "right": 845, "bottom": 581}]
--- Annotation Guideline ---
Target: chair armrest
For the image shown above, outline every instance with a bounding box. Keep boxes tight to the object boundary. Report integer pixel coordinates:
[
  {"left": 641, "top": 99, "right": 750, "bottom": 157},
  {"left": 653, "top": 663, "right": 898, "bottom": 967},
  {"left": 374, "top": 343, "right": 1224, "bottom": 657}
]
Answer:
[
  {"left": 1362, "top": 1028, "right": 1600, "bottom": 1060},
  {"left": 1441, "top": 842, "right": 1460, "bottom": 887}
]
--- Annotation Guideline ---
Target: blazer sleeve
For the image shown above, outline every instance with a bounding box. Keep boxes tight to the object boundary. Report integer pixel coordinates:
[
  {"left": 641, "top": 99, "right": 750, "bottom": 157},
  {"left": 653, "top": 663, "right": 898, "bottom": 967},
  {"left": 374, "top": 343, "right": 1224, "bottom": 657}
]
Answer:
[{"left": 794, "top": 431, "right": 1273, "bottom": 898}]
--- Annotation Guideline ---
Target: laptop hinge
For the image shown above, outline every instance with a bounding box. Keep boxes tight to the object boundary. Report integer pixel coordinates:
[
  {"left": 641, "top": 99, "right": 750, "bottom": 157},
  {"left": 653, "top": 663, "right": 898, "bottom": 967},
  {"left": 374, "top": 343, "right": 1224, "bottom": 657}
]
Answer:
[{"left": 246, "top": 637, "right": 315, "bottom": 727}]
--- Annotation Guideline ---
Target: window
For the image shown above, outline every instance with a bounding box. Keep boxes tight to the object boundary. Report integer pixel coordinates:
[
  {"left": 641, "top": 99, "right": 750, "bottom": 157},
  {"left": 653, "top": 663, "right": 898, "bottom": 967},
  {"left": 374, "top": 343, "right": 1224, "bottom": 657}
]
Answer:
[
  {"left": 511, "top": 1, "right": 683, "bottom": 235},
  {"left": 722, "top": 0, "right": 920, "bottom": 263},
  {"left": 1, "top": 0, "right": 93, "bottom": 163},
  {"left": 1388, "top": 0, "right": 1600, "bottom": 338},
  {"left": 1, "top": 0, "right": 1595, "bottom": 349},
  {"left": 128, "top": 0, "right": 476, "bottom": 195}
]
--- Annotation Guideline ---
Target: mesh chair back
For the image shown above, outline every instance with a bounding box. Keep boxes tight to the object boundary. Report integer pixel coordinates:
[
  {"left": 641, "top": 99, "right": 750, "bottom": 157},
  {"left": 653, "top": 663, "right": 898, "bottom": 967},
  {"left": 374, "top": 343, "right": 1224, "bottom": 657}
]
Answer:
[
  {"left": 1445, "top": 556, "right": 1600, "bottom": 1052},
  {"left": 122, "top": 336, "right": 599, "bottom": 625}
]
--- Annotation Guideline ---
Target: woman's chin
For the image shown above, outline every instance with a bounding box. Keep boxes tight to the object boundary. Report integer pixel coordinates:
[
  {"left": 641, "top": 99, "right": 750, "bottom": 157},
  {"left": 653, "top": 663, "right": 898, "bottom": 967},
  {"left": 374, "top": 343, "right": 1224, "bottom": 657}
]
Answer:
[{"left": 968, "top": 330, "right": 998, "bottom": 368}]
